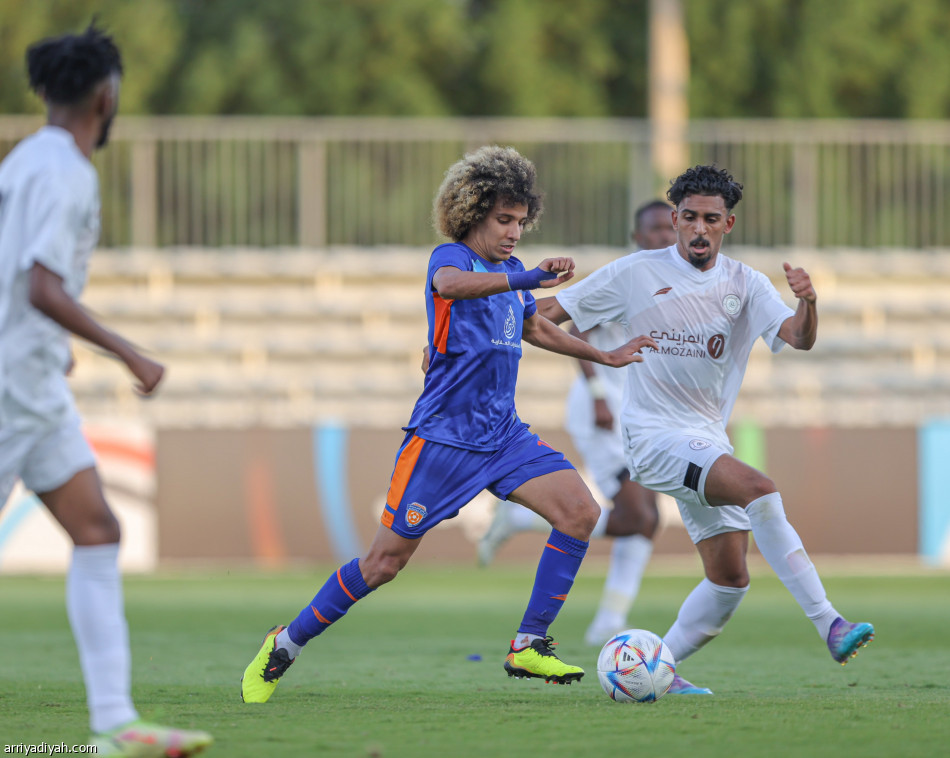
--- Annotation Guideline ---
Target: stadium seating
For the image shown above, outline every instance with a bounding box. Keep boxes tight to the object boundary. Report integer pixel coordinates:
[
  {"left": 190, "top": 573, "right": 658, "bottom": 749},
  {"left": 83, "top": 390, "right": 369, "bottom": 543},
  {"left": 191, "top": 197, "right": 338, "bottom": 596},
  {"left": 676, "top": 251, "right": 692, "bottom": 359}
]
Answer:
[{"left": 72, "top": 247, "right": 950, "bottom": 429}]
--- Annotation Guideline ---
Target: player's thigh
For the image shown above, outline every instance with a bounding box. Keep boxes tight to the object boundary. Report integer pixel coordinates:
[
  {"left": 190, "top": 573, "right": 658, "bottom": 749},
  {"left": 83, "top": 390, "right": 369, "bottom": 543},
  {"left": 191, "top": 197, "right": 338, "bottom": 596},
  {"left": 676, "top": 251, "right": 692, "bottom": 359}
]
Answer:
[
  {"left": 380, "top": 433, "right": 491, "bottom": 538},
  {"left": 610, "top": 478, "right": 658, "bottom": 536},
  {"left": 508, "top": 469, "right": 599, "bottom": 539},
  {"left": 703, "top": 454, "right": 776, "bottom": 507},
  {"left": 22, "top": 413, "right": 112, "bottom": 544},
  {"left": 628, "top": 432, "right": 750, "bottom": 544},
  {"left": 36, "top": 467, "right": 118, "bottom": 546}
]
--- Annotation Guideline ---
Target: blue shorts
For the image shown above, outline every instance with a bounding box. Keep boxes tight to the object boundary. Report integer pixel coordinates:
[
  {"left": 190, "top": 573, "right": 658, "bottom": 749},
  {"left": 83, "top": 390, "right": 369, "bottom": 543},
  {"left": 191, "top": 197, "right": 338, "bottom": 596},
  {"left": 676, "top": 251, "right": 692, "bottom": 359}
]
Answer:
[{"left": 381, "top": 423, "right": 574, "bottom": 538}]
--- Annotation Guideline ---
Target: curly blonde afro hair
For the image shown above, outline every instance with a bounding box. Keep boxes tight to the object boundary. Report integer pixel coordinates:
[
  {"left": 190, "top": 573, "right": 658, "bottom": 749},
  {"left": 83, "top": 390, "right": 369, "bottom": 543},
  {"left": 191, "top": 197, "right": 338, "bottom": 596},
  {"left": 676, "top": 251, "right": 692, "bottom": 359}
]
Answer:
[{"left": 433, "top": 145, "right": 544, "bottom": 241}]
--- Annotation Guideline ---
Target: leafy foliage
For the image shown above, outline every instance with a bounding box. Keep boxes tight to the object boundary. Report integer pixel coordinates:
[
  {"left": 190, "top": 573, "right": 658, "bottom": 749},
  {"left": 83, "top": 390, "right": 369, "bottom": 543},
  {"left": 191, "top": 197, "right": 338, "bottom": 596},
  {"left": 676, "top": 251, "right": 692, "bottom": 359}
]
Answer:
[{"left": 0, "top": 1, "right": 948, "bottom": 117}]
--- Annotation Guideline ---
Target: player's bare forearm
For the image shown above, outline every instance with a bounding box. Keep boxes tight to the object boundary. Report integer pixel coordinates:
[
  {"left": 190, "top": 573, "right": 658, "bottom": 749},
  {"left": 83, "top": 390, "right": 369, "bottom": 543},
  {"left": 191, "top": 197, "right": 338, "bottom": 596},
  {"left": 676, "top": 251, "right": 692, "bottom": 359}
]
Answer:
[
  {"left": 522, "top": 313, "right": 656, "bottom": 367},
  {"left": 29, "top": 263, "right": 165, "bottom": 393},
  {"left": 432, "top": 267, "right": 513, "bottom": 300},
  {"left": 535, "top": 295, "right": 572, "bottom": 324},
  {"left": 780, "top": 299, "right": 818, "bottom": 350},
  {"left": 568, "top": 324, "right": 598, "bottom": 379},
  {"left": 779, "top": 262, "right": 818, "bottom": 349}
]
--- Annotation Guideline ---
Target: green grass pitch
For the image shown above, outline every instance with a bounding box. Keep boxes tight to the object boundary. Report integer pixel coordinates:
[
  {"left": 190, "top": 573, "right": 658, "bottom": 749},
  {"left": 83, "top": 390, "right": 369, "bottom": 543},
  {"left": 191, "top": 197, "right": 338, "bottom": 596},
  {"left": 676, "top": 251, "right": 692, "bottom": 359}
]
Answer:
[{"left": 1, "top": 562, "right": 948, "bottom": 757}]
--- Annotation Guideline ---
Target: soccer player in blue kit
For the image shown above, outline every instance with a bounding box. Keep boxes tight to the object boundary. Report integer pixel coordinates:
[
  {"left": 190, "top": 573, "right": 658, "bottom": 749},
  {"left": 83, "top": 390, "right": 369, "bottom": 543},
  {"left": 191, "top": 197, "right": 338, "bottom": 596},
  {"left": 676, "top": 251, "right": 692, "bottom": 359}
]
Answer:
[{"left": 241, "top": 146, "right": 657, "bottom": 702}]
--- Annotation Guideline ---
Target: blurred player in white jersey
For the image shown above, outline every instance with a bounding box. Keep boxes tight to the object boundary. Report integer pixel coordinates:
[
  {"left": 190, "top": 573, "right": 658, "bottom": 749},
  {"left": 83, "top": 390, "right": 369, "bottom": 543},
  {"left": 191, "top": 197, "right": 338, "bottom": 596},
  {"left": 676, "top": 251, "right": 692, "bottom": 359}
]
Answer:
[
  {"left": 0, "top": 25, "right": 211, "bottom": 756},
  {"left": 478, "top": 201, "right": 676, "bottom": 648},
  {"left": 539, "top": 165, "right": 874, "bottom": 694}
]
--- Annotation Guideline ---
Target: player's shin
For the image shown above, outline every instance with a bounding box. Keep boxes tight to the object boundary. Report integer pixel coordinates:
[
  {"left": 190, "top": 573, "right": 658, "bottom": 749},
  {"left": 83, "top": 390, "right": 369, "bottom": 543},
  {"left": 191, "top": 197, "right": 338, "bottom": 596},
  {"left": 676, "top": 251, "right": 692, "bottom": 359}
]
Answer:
[
  {"left": 515, "top": 529, "right": 588, "bottom": 643},
  {"left": 284, "top": 557, "right": 375, "bottom": 651},
  {"left": 745, "top": 493, "right": 838, "bottom": 638},
  {"left": 662, "top": 577, "right": 747, "bottom": 663},
  {"left": 67, "top": 544, "right": 138, "bottom": 733}
]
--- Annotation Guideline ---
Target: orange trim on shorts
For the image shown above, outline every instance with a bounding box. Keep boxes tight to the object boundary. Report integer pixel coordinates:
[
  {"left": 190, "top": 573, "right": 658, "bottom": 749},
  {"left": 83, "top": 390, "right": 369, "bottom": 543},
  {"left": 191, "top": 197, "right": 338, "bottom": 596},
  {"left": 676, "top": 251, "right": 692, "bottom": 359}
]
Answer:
[
  {"left": 545, "top": 542, "right": 568, "bottom": 554},
  {"left": 337, "top": 567, "right": 357, "bottom": 602},
  {"left": 432, "top": 295, "right": 454, "bottom": 354},
  {"left": 385, "top": 436, "right": 426, "bottom": 514},
  {"left": 310, "top": 606, "right": 331, "bottom": 625}
]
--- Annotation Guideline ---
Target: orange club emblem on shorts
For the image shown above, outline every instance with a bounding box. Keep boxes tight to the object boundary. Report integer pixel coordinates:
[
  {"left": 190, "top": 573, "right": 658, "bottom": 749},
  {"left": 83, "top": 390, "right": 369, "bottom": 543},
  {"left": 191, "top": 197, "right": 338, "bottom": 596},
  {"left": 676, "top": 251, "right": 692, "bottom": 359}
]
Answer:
[{"left": 406, "top": 502, "right": 428, "bottom": 527}]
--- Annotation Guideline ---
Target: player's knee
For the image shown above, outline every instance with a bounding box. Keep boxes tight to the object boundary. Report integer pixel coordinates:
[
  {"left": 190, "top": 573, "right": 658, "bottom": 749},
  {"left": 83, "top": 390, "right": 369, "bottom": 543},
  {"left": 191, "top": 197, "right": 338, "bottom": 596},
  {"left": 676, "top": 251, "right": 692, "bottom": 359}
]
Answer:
[
  {"left": 71, "top": 511, "right": 121, "bottom": 546},
  {"left": 360, "top": 553, "right": 404, "bottom": 588},
  {"left": 575, "top": 498, "right": 601, "bottom": 537},
  {"left": 709, "top": 567, "right": 750, "bottom": 588},
  {"left": 743, "top": 475, "right": 777, "bottom": 505}
]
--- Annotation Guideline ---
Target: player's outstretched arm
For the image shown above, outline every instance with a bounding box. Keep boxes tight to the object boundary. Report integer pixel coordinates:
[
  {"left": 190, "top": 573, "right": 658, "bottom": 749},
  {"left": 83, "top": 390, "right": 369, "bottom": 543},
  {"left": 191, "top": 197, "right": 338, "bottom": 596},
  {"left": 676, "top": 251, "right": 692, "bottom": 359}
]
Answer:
[
  {"left": 29, "top": 262, "right": 165, "bottom": 394},
  {"left": 777, "top": 262, "right": 818, "bottom": 350},
  {"left": 432, "top": 258, "right": 574, "bottom": 301},
  {"left": 521, "top": 312, "right": 656, "bottom": 366}
]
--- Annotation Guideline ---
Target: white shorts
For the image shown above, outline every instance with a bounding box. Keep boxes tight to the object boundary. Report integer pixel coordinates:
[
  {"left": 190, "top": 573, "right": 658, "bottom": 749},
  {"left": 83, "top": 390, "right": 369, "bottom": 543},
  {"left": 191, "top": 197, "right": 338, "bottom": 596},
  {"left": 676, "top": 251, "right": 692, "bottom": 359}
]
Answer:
[
  {"left": 625, "top": 429, "right": 750, "bottom": 544},
  {"left": 564, "top": 377, "right": 627, "bottom": 500},
  {"left": 0, "top": 408, "right": 96, "bottom": 508}
]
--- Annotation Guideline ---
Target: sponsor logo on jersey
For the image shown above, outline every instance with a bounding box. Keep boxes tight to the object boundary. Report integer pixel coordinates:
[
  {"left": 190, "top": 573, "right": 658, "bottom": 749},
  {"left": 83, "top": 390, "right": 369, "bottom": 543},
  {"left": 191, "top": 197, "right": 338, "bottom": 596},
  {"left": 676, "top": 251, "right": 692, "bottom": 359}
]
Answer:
[
  {"left": 723, "top": 294, "right": 741, "bottom": 315},
  {"left": 707, "top": 333, "right": 726, "bottom": 358},
  {"left": 504, "top": 305, "right": 517, "bottom": 339},
  {"left": 406, "top": 502, "right": 428, "bottom": 527},
  {"left": 653, "top": 286, "right": 673, "bottom": 296}
]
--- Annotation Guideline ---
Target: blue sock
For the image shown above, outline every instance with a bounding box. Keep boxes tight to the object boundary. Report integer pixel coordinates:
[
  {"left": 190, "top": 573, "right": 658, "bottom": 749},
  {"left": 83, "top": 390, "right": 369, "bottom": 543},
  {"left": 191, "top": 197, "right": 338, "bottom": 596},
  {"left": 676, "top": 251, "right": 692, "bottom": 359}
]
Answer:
[
  {"left": 287, "top": 558, "right": 374, "bottom": 646},
  {"left": 517, "top": 529, "right": 589, "bottom": 638}
]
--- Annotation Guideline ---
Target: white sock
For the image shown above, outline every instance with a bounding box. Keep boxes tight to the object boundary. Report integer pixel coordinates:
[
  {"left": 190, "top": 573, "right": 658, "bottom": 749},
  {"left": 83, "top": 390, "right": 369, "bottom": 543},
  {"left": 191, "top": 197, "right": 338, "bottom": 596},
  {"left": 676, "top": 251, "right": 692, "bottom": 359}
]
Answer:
[
  {"left": 591, "top": 535, "right": 653, "bottom": 626},
  {"left": 67, "top": 544, "right": 138, "bottom": 734},
  {"left": 275, "top": 627, "right": 302, "bottom": 659},
  {"left": 589, "top": 506, "right": 610, "bottom": 539},
  {"left": 663, "top": 578, "right": 748, "bottom": 663},
  {"left": 746, "top": 492, "right": 839, "bottom": 640},
  {"left": 504, "top": 502, "right": 549, "bottom": 532},
  {"left": 513, "top": 632, "right": 541, "bottom": 649}
]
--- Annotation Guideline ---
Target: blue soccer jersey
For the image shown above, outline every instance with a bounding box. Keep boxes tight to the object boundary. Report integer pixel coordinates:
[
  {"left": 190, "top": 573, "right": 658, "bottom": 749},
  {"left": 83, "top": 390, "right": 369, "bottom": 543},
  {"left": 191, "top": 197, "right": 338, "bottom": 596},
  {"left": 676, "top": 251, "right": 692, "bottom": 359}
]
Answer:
[{"left": 405, "top": 242, "right": 537, "bottom": 451}]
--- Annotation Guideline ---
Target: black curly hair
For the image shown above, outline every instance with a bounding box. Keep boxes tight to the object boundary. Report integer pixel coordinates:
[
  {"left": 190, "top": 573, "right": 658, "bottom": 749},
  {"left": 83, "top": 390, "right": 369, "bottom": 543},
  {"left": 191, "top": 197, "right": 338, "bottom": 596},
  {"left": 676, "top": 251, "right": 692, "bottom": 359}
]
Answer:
[
  {"left": 27, "top": 23, "right": 122, "bottom": 106},
  {"left": 667, "top": 165, "right": 743, "bottom": 211}
]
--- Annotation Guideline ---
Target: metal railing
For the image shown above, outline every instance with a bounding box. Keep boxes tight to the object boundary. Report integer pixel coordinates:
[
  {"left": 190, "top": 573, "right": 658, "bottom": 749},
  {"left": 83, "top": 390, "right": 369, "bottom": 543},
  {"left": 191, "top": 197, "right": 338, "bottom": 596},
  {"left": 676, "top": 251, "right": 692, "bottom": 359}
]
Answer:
[{"left": 2, "top": 117, "right": 948, "bottom": 249}]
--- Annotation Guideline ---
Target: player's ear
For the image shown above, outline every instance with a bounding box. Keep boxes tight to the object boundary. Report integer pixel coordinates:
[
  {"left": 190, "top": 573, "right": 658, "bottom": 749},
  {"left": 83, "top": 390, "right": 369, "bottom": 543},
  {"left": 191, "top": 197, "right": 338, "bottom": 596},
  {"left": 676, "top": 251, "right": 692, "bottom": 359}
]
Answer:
[
  {"left": 94, "top": 74, "right": 120, "bottom": 119},
  {"left": 724, "top": 213, "right": 736, "bottom": 234}
]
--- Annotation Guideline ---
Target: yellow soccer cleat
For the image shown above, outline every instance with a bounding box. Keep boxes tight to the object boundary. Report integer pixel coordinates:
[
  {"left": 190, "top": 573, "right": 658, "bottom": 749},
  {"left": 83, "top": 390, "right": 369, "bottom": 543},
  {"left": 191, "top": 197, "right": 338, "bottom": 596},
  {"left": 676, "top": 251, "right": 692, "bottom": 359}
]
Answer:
[
  {"left": 241, "top": 624, "right": 295, "bottom": 703},
  {"left": 504, "top": 635, "right": 584, "bottom": 684},
  {"left": 90, "top": 719, "right": 213, "bottom": 757}
]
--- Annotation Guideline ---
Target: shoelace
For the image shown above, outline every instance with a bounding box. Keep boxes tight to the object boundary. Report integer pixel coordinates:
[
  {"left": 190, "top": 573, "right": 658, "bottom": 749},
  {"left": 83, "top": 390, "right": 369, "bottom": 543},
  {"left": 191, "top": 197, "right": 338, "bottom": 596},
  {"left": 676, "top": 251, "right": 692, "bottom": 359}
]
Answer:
[
  {"left": 263, "top": 647, "right": 294, "bottom": 681},
  {"left": 532, "top": 636, "right": 560, "bottom": 658}
]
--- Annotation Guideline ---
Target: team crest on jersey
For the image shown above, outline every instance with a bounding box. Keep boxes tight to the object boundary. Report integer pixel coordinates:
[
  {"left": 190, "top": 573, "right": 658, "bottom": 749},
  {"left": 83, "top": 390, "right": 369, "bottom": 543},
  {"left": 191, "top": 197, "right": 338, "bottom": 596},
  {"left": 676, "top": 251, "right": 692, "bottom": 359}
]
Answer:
[
  {"left": 405, "top": 502, "right": 428, "bottom": 527},
  {"left": 689, "top": 439, "right": 712, "bottom": 450},
  {"left": 504, "top": 305, "right": 517, "bottom": 339},
  {"left": 723, "top": 294, "right": 741, "bottom": 315}
]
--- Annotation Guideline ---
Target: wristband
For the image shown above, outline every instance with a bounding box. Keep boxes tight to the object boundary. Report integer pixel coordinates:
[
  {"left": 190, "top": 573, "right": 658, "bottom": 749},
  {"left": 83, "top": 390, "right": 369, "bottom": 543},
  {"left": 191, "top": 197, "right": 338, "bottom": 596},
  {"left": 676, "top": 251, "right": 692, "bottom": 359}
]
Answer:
[
  {"left": 506, "top": 267, "right": 558, "bottom": 291},
  {"left": 587, "top": 376, "right": 607, "bottom": 400}
]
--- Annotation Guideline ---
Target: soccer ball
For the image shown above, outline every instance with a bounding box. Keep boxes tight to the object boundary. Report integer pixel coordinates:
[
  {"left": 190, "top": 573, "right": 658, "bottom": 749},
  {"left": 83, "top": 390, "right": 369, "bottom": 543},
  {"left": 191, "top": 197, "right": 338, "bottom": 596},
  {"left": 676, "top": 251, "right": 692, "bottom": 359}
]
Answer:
[{"left": 596, "top": 629, "right": 676, "bottom": 703}]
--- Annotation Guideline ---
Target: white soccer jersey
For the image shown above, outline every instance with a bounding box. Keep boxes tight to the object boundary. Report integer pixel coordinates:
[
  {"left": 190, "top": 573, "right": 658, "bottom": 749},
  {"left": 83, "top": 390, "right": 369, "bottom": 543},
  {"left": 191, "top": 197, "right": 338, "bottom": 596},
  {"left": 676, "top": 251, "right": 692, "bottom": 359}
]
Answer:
[
  {"left": 556, "top": 245, "right": 794, "bottom": 443},
  {"left": 0, "top": 126, "right": 100, "bottom": 423}
]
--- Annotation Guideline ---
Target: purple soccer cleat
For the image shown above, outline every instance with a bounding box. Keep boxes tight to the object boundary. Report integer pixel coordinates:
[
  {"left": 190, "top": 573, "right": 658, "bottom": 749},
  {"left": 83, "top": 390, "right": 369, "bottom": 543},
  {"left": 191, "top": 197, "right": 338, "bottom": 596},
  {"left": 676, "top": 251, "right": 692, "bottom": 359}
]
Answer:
[
  {"left": 826, "top": 617, "right": 875, "bottom": 665},
  {"left": 667, "top": 673, "right": 713, "bottom": 695}
]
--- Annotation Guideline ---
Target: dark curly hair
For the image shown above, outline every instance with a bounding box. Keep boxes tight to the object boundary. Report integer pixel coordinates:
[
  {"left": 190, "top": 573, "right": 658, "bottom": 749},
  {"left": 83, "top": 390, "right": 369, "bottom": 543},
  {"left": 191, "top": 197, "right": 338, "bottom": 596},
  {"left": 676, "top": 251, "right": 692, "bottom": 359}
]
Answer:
[
  {"left": 433, "top": 146, "right": 544, "bottom": 241},
  {"left": 27, "top": 23, "right": 122, "bottom": 106},
  {"left": 667, "top": 165, "right": 743, "bottom": 211}
]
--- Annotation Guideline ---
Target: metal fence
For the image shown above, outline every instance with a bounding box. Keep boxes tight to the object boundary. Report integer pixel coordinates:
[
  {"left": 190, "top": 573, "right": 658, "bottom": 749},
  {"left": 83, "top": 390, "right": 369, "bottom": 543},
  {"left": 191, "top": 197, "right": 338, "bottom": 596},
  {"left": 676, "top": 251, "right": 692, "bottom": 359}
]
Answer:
[{"left": 2, "top": 116, "right": 948, "bottom": 248}]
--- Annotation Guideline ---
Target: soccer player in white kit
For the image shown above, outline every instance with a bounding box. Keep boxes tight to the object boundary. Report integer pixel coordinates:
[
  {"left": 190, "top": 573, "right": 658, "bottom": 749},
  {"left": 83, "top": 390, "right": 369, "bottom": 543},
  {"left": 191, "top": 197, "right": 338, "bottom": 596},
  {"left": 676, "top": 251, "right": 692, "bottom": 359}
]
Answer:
[
  {"left": 0, "top": 26, "right": 212, "bottom": 755},
  {"left": 478, "top": 201, "right": 676, "bottom": 649},
  {"left": 538, "top": 165, "right": 874, "bottom": 693}
]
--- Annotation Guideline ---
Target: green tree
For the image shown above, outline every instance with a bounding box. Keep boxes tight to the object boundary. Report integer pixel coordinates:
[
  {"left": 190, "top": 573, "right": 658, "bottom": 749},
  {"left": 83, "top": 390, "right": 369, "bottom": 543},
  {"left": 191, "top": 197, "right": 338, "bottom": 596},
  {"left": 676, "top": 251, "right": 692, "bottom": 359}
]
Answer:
[
  {"left": 0, "top": 0, "right": 181, "bottom": 114},
  {"left": 154, "top": 0, "right": 471, "bottom": 115}
]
